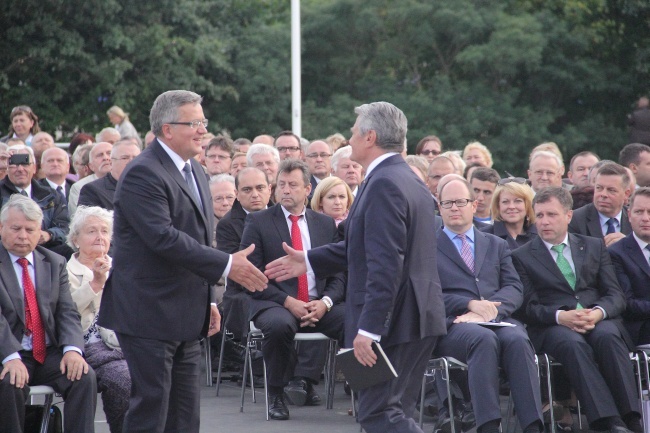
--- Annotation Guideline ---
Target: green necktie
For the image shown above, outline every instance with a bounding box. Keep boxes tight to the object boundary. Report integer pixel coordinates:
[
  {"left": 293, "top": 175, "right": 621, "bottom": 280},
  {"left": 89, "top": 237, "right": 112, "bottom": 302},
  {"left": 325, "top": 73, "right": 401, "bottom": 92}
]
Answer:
[{"left": 551, "top": 243, "right": 583, "bottom": 309}]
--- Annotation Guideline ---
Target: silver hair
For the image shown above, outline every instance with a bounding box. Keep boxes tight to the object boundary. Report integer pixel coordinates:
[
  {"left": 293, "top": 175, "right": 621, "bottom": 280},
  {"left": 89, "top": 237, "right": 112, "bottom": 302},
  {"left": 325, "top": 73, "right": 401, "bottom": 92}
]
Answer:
[
  {"left": 95, "top": 127, "right": 120, "bottom": 143},
  {"left": 149, "top": 90, "right": 202, "bottom": 137},
  {"left": 331, "top": 146, "right": 352, "bottom": 171},
  {"left": 529, "top": 150, "right": 564, "bottom": 169},
  {"left": 111, "top": 139, "right": 140, "bottom": 157},
  {"left": 67, "top": 206, "right": 114, "bottom": 251},
  {"left": 209, "top": 173, "right": 236, "bottom": 188},
  {"left": 246, "top": 143, "right": 280, "bottom": 166},
  {"left": 41, "top": 146, "right": 69, "bottom": 164},
  {"left": 7, "top": 144, "right": 35, "bottom": 163},
  {"left": 354, "top": 102, "right": 407, "bottom": 152},
  {"left": 73, "top": 143, "right": 94, "bottom": 165},
  {"left": 89, "top": 142, "right": 112, "bottom": 160},
  {"left": 0, "top": 194, "right": 43, "bottom": 225}
]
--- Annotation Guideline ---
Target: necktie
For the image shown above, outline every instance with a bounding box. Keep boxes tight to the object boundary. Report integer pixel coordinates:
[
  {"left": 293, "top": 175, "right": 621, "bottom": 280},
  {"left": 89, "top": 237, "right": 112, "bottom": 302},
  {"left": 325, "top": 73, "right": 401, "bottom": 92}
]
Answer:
[
  {"left": 18, "top": 258, "right": 46, "bottom": 363},
  {"left": 551, "top": 244, "right": 582, "bottom": 309},
  {"left": 56, "top": 185, "right": 65, "bottom": 202},
  {"left": 19, "top": 190, "right": 28, "bottom": 197},
  {"left": 456, "top": 234, "right": 475, "bottom": 274},
  {"left": 606, "top": 218, "right": 617, "bottom": 235},
  {"left": 289, "top": 215, "right": 309, "bottom": 302},
  {"left": 182, "top": 163, "right": 202, "bottom": 209}
]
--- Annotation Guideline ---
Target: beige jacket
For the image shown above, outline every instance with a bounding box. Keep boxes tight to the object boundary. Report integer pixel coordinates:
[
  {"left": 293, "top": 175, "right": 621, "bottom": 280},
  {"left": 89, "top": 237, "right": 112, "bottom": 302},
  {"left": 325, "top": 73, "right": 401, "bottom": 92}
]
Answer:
[{"left": 68, "top": 254, "right": 112, "bottom": 332}]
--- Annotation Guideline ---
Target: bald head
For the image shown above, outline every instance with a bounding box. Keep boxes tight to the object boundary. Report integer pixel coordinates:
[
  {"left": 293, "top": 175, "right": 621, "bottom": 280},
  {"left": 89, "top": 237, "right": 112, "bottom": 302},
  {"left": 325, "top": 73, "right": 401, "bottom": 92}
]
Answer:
[
  {"left": 41, "top": 147, "right": 70, "bottom": 183},
  {"left": 427, "top": 156, "right": 456, "bottom": 198}
]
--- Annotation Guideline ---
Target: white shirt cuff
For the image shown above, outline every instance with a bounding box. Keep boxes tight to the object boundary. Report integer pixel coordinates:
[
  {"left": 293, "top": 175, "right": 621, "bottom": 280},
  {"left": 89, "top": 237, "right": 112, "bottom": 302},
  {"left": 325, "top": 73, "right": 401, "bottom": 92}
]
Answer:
[
  {"left": 63, "top": 346, "right": 83, "bottom": 356},
  {"left": 594, "top": 306, "right": 607, "bottom": 319},
  {"left": 555, "top": 310, "right": 562, "bottom": 324},
  {"left": 2, "top": 352, "right": 21, "bottom": 365},
  {"left": 222, "top": 255, "right": 233, "bottom": 279},
  {"left": 358, "top": 329, "right": 381, "bottom": 342}
]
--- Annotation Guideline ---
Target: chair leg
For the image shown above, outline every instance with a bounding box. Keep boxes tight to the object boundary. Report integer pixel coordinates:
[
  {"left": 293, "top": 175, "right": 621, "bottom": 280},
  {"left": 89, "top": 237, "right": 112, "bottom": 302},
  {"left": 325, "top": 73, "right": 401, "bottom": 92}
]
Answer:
[
  {"left": 248, "top": 343, "right": 257, "bottom": 403},
  {"left": 442, "top": 358, "right": 460, "bottom": 433},
  {"left": 40, "top": 393, "right": 53, "bottom": 433},
  {"left": 543, "top": 354, "right": 557, "bottom": 433},
  {"left": 263, "top": 358, "right": 269, "bottom": 421},
  {"left": 215, "top": 329, "right": 229, "bottom": 396},
  {"left": 418, "top": 368, "right": 427, "bottom": 428},
  {"left": 326, "top": 339, "right": 337, "bottom": 410},
  {"left": 204, "top": 337, "right": 213, "bottom": 386},
  {"left": 240, "top": 332, "right": 252, "bottom": 412}
]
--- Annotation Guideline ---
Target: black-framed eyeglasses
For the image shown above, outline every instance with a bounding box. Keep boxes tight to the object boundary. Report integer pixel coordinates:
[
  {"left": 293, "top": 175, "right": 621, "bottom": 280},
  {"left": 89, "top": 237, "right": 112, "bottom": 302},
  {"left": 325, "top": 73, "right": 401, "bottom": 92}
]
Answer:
[
  {"left": 420, "top": 150, "right": 440, "bottom": 156},
  {"left": 306, "top": 152, "right": 332, "bottom": 159},
  {"left": 276, "top": 146, "right": 301, "bottom": 153},
  {"left": 498, "top": 177, "right": 527, "bottom": 185},
  {"left": 168, "top": 119, "right": 209, "bottom": 129},
  {"left": 439, "top": 198, "right": 473, "bottom": 209}
]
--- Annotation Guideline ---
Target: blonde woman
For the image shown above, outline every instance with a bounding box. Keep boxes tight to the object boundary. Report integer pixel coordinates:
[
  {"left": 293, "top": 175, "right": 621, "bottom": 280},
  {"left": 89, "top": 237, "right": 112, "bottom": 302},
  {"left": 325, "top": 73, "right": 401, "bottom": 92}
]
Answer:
[
  {"left": 463, "top": 141, "right": 493, "bottom": 168},
  {"left": 106, "top": 105, "right": 138, "bottom": 138},
  {"left": 310, "top": 176, "right": 354, "bottom": 226}
]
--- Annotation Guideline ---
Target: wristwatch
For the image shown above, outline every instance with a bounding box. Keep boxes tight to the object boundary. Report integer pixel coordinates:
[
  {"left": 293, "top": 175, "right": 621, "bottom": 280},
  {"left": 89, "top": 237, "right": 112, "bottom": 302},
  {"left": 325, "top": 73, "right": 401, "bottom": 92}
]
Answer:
[{"left": 321, "top": 296, "right": 333, "bottom": 312}]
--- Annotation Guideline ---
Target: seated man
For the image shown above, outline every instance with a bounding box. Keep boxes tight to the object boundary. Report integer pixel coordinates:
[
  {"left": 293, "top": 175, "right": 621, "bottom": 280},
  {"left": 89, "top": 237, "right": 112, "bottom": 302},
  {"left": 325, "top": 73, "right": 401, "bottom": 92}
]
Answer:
[
  {"left": 38, "top": 147, "right": 75, "bottom": 203},
  {"left": 512, "top": 187, "right": 641, "bottom": 433},
  {"left": 435, "top": 178, "right": 543, "bottom": 433},
  {"left": 1, "top": 145, "right": 72, "bottom": 259},
  {"left": 609, "top": 187, "right": 650, "bottom": 345},
  {"left": 0, "top": 195, "right": 96, "bottom": 432},
  {"left": 240, "top": 160, "right": 345, "bottom": 420}
]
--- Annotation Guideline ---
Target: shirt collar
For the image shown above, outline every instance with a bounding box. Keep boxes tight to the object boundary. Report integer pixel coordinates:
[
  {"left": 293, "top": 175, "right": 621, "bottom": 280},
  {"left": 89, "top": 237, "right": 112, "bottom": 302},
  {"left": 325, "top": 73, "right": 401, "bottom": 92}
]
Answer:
[
  {"left": 8, "top": 251, "right": 35, "bottom": 266},
  {"left": 443, "top": 225, "right": 475, "bottom": 243},
  {"left": 598, "top": 210, "right": 622, "bottom": 227},
  {"left": 633, "top": 232, "right": 649, "bottom": 252},
  {"left": 542, "top": 233, "right": 570, "bottom": 252},
  {"left": 364, "top": 152, "right": 398, "bottom": 178},
  {"left": 281, "top": 205, "right": 306, "bottom": 220},
  {"left": 158, "top": 138, "right": 191, "bottom": 172},
  {"left": 46, "top": 178, "right": 65, "bottom": 191}
]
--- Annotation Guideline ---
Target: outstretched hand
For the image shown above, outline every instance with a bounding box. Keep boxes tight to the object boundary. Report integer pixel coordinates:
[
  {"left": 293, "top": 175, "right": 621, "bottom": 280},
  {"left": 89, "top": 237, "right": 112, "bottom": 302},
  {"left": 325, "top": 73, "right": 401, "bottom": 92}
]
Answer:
[
  {"left": 229, "top": 244, "right": 268, "bottom": 292},
  {"left": 265, "top": 243, "right": 307, "bottom": 282}
]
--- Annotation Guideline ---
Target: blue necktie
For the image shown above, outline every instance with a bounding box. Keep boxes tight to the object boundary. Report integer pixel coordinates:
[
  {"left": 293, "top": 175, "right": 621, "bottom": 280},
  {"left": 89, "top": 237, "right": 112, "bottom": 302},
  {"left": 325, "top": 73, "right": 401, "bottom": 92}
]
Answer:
[
  {"left": 182, "top": 163, "right": 202, "bottom": 211},
  {"left": 606, "top": 218, "right": 617, "bottom": 235}
]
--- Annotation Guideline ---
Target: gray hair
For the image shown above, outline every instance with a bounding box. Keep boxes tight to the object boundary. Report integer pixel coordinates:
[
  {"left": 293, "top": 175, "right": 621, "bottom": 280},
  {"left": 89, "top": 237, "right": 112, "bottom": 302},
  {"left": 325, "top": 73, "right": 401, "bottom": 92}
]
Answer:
[
  {"left": 67, "top": 206, "right": 114, "bottom": 251},
  {"left": 331, "top": 146, "right": 352, "bottom": 171},
  {"left": 150, "top": 90, "right": 202, "bottom": 137},
  {"left": 111, "top": 139, "right": 140, "bottom": 157},
  {"left": 529, "top": 150, "right": 564, "bottom": 170},
  {"left": 354, "top": 102, "right": 407, "bottom": 152},
  {"left": 0, "top": 195, "right": 43, "bottom": 225},
  {"left": 119, "top": 135, "right": 143, "bottom": 150},
  {"left": 95, "top": 127, "right": 120, "bottom": 143},
  {"left": 73, "top": 143, "right": 94, "bottom": 166},
  {"left": 7, "top": 144, "right": 35, "bottom": 163},
  {"left": 209, "top": 174, "right": 236, "bottom": 188},
  {"left": 246, "top": 143, "right": 280, "bottom": 166},
  {"left": 277, "top": 159, "right": 310, "bottom": 187}
]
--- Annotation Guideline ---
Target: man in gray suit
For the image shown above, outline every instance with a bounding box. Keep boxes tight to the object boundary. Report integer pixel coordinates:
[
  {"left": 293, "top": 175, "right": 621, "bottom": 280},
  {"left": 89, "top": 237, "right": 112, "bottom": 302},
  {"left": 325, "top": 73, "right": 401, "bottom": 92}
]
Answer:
[
  {"left": 0, "top": 195, "right": 96, "bottom": 432},
  {"left": 435, "top": 178, "right": 543, "bottom": 433}
]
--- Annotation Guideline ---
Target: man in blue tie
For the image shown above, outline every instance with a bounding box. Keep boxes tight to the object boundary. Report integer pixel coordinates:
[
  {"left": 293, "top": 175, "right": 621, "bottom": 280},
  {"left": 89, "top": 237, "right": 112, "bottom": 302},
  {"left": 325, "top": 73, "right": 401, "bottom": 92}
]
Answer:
[{"left": 513, "top": 187, "right": 641, "bottom": 433}]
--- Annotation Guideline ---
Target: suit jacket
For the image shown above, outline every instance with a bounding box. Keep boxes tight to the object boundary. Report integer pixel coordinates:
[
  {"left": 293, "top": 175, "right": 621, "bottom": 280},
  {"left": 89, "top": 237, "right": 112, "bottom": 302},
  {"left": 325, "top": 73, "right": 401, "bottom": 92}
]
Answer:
[
  {"left": 437, "top": 228, "right": 523, "bottom": 328},
  {"left": 512, "top": 234, "right": 629, "bottom": 346},
  {"left": 0, "top": 178, "right": 70, "bottom": 247},
  {"left": 241, "top": 204, "right": 345, "bottom": 318},
  {"left": 0, "top": 245, "right": 84, "bottom": 360},
  {"left": 38, "top": 178, "right": 75, "bottom": 202},
  {"left": 306, "top": 175, "right": 319, "bottom": 206},
  {"left": 308, "top": 155, "right": 446, "bottom": 348},
  {"left": 77, "top": 172, "right": 118, "bottom": 210},
  {"left": 98, "top": 139, "right": 228, "bottom": 341},
  {"left": 568, "top": 203, "right": 632, "bottom": 239},
  {"left": 217, "top": 200, "right": 247, "bottom": 291},
  {"left": 608, "top": 233, "right": 650, "bottom": 342},
  {"left": 479, "top": 220, "right": 538, "bottom": 251}
]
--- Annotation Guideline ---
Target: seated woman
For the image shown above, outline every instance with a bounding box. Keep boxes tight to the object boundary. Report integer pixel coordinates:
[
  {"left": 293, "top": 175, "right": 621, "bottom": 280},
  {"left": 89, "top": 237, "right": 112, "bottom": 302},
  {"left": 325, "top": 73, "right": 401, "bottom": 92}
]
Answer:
[
  {"left": 67, "top": 206, "right": 129, "bottom": 433},
  {"left": 480, "top": 179, "right": 538, "bottom": 250},
  {"left": 310, "top": 176, "right": 354, "bottom": 227}
]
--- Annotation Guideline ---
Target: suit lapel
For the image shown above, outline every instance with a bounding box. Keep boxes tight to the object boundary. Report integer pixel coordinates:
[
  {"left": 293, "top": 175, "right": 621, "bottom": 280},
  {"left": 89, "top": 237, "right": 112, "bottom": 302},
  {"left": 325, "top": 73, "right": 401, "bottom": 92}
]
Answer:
[
  {"left": 473, "top": 228, "right": 488, "bottom": 275},
  {"left": 0, "top": 247, "right": 25, "bottom": 325},
  {"left": 437, "top": 229, "right": 474, "bottom": 275},
  {"left": 271, "top": 205, "right": 293, "bottom": 246},
  {"left": 33, "top": 249, "right": 53, "bottom": 328},
  {"left": 568, "top": 234, "right": 586, "bottom": 288},
  {"left": 621, "top": 208, "right": 632, "bottom": 235},
  {"left": 586, "top": 205, "right": 602, "bottom": 237},
  {"left": 624, "top": 235, "right": 650, "bottom": 278},
  {"left": 530, "top": 237, "right": 573, "bottom": 291},
  {"left": 305, "top": 210, "right": 325, "bottom": 248}
]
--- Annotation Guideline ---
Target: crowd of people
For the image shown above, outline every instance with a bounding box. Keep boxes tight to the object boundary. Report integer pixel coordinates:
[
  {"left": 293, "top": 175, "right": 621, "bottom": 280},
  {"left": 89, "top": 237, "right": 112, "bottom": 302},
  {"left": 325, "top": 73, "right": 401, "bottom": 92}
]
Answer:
[{"left": 1, "top": 94, "right": 650, "bottom": 433}]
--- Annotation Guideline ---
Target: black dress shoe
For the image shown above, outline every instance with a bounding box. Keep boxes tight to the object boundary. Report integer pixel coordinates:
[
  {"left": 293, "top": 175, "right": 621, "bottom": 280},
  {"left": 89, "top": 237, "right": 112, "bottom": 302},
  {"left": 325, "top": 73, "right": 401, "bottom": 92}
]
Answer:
[
  {"left": 456, "top": 401, "right": 476, "bottom": 431},
  {"left": 304, "top": 381, "right": 321, "bottom": 406},
  {"left": 626, "top": 415, "right": 644, "bottom": 433},
  {"left": 610, "top": 425, "right": 634, "bottom": 433},
  {"left": 284, "top": 378, "right": 308, "bottom": 406},
  {"left": 432, "top": 406, "right": 456, "bottom": 433},
  {"left": 268, "top": 393, "right": 290, "bottom": 420}
]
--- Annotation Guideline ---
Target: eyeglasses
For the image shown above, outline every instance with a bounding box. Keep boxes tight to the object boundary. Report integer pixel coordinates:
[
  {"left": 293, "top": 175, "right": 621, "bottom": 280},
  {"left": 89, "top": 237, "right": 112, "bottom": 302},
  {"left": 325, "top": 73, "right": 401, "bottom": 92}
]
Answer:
[
  {"left": 213, "top": 195, "right": 236, "bottom": 203},
  {"left": 111, "top": 155, "right": 137, "bottom": 162},
  {"left": 498, "top": 177, "right": 527, "bottom": 185},
  {"left": 439, "top": 198, "right": 473, "bottom": 209},
  {"left": 276, "top": 146, "right": 300, "bottom": 153},
  {"left": 532, "top": 170, "right": 557, "bottom": 178},
  {"left": 206, "top": 154, "right": 231, "bottom": 161},
  {"left": 306, "top": 152, "right": 332, "bottom": 159},
  {"left": 168, "top": 119, "right": 209, "bottom": 129},
  {"left": 420, "top": 150, "right": 440, "bottom": 156}
]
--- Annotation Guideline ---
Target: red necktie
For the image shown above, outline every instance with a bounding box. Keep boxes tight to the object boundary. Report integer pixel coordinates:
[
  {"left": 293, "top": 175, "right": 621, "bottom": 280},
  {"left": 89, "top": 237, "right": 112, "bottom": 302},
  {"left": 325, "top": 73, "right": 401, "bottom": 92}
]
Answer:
[
  {"left": 289, "top": 215, "right": 309, "bottom": 302},
  {"left": 18, "top": 258, "right": 46, "bottom": 363}
]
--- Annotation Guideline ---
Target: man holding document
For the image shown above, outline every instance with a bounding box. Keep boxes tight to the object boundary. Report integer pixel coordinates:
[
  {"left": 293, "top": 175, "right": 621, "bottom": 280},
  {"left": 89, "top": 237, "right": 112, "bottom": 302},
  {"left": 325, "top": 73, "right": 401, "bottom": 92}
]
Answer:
[
  {"left": 435, "top": 177, "right": 543, "bottom": 433},
  {"left": 265, "top": 102, "right": 446, "bottom": 433}
]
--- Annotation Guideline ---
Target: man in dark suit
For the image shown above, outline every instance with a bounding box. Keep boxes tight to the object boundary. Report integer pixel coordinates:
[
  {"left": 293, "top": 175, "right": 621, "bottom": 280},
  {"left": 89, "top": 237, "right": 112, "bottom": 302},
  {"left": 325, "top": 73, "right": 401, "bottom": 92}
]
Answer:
[
  {"left": 1, "top": 145, "right": 72, "bottom": 259},
  {"left": 217, "top": 167, "right": 271, "bottom": 341},
  {"left": 97, "top": 90, "right": 267, "bottom": 433},
  {"left": 512, "top": 187, "right": 641, "bottom": 433},
  {"left": 304, "top": 140, "right": 332, "bottom": 204},
  {"left": 569, "top": 163, "right": 632, "bottom": 246},
  {"left": 0, "top": 195, "right": 96, "bottom": 432},
  {"left": 435, "top": 178, "right": 543, "bottom": 433},
  {"left": 609, "top": 187, "right": 650, "bottom": 345},
  {"left": 266, "top": 102, "right": 446, "bottom": 433},
  {"left": 78, "top": 138, "right": 141, "bottom": 211},
  {"left": 241, "top": 159, "right": 345, "bottom": 420},
  {"left": 38, "top": 147, "right": 75, "bottom": 202}
]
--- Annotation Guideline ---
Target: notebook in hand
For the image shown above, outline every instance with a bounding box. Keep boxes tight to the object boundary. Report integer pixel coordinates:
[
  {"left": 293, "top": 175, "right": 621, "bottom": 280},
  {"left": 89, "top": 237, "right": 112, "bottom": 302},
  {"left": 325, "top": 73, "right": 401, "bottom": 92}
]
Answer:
[{"left": 336, "top": 341, "right": 398, "bottom": 392}]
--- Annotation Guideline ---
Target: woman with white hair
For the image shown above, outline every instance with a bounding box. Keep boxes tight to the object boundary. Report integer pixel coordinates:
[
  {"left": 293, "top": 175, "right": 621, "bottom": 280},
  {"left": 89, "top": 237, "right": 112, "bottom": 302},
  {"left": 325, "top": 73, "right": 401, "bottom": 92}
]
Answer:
[
  {"left": 106, "top": 105, "right": 138, "bottom": 139},
  {"left": 67, "top": 206, "right": 129, "bottom": 433}
]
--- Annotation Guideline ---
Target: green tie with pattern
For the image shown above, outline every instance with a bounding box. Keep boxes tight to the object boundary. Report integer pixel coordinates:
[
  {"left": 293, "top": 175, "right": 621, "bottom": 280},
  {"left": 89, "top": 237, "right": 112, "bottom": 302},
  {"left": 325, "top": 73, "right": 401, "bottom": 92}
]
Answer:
[{"left": 551, "top": 243, "right": 583, "bottom": 309}]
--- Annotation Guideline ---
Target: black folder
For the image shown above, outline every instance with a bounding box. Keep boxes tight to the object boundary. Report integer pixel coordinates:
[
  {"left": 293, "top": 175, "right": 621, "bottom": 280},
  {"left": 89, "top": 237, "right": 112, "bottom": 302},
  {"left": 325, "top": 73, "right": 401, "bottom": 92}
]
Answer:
[{"left": 336, "top": 341, "right": 398, "bottom": 392}]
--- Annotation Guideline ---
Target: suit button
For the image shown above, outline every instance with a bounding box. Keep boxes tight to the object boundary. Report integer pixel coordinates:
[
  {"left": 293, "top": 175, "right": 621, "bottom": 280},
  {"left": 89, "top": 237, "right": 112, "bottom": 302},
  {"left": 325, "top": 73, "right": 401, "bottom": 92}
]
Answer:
[
  {"left": 475, "top": 278, "right": 479, "bottom": 282},
  {"left": 575, "top": 295, "right": 579, "bottom": 300},
  {"left": 480, "top": 296, "right": 485, "bottom": 300}
]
